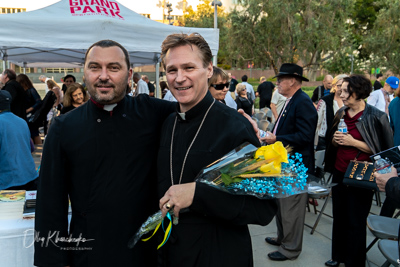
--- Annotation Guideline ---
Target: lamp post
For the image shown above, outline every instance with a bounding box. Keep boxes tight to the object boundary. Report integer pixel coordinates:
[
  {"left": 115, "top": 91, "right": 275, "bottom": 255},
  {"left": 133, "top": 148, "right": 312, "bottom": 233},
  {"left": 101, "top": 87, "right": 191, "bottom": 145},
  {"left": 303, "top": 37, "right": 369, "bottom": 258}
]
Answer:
[{"left": 211, "top": 0, "right": 222, "bottom": 66}]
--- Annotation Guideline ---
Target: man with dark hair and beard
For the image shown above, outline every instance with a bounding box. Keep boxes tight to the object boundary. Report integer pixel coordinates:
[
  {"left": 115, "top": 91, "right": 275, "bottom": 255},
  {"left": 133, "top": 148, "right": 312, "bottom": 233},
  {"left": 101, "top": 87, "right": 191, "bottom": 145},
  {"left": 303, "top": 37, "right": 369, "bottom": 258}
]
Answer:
[{"left": 34, "top": 40, "right": 175, "bottom": 267}]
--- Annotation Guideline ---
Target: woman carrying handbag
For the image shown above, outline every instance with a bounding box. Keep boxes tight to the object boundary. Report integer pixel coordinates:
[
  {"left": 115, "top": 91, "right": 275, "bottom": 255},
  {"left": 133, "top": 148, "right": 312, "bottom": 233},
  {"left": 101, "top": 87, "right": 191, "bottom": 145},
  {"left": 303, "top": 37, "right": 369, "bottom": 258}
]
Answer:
[{"left": 324, "top": 74, "right": 393, "bottom": 267}]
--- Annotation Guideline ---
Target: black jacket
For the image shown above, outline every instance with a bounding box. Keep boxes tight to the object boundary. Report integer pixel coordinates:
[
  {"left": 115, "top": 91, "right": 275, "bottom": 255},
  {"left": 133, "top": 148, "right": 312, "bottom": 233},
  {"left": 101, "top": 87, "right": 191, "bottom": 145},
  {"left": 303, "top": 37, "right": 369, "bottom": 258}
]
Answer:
[
  {"left": 2, "top": 80, "right": 27, "bottom": 121},
  {"left": 273, "top": 89, "right": 318, "bottom": 173},
  {"left": 324, "top": 104, "right": 393, "bottom": 172},
  {"left": 321, "top": 93, "right": 335, "bottom": 133}
]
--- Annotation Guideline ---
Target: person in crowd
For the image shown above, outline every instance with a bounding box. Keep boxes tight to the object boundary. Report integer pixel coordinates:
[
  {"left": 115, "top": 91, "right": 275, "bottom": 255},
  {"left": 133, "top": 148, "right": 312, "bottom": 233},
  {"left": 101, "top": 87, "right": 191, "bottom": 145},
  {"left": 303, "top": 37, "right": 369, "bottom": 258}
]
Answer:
[
  {"left": 315, "top": 74, "right": 347, "bottom": 151},
  {"left": 132, "top": 72, "right": 149, "bottom": 95},
  {"left": 61, "top": 74, "right": 76, "bottom": 94},
  {"left": 34, "top": 39, "right": 176, "bottom": 267},
  {"left": 228, "top": 72, "right": 238, "bottom": 99},
  {"left": 240, "top": 74, "right": 256, "bottom": 102},
  {"left": 208, "top": 66, "right": 229, "bottom": 103},
  {"left": 38, "top": 75, "right": 50, "bottom": 93},
  {"left": 16, "top": 74, "right": 43, "bottom": 144},
  {"left": 270, "top": 89, "right": 286, "bottom": 124},
  {"left": 1, "top": 69, "right": 27, "bottom": 120},
  {"left": 207, "top": 66, "right": 236, "bottom": 109},
  {"left": 367, "top": 76, "right": 398, "bottom": 115},
  {"left": 235, "top": 83, "right": 253, "bottom": 116},
  {"left": 323, "top": 74, "right": 393, "bottom": 267},
  {"left": 374, "top": 73, "right": 384, "bottom": 90},
  {"left": 163, "top": 88, "right": 177, "bottom": 102},
  {"left": 142, "top": 75, "right": 155, "bottom": 97},
  {"left": 0, "top": 74, "right": 4, "bottom": 88},
  {"left": 262, "top": 63, "right": 317, "bottom": 262},
  {"left": 46, "top": 80, "right": 63, "bottom": 127},
  {"left": 389, "top": 86, "right": 400, "bottom": 146},
  {"left": 160, "top": 80, "right": 169, "bottom": 99},
  {"left": 60, "top": 83, "right": 88, "bottom": 114},
  {"left": 256, "top": 76, "right": 275, "bottom": 109},
  {"left": 157, "top": 32, "right": 277, "bottom": 267},
  {"left": 311, "top": 75, "right": 333, "bottom": 106},
  {"left": 0, "top": 90, "right": 38, "bottom": 191}
]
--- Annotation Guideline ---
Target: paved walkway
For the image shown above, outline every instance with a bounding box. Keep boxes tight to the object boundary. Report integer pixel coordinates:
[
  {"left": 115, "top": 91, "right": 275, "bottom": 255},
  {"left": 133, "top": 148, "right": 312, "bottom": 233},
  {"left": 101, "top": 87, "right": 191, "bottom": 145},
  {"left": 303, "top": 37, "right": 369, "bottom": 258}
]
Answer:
[{"left": 32, "top": 143, "right": 392, "bottom": 267}]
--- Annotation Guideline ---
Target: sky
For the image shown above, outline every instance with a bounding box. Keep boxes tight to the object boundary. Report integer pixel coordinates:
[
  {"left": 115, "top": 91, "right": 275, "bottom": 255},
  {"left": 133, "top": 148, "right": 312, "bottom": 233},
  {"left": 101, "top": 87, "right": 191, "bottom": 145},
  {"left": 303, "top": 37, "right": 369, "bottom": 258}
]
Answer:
[{"left": 0, "top": 0, "right": 202, "bottom": 19}]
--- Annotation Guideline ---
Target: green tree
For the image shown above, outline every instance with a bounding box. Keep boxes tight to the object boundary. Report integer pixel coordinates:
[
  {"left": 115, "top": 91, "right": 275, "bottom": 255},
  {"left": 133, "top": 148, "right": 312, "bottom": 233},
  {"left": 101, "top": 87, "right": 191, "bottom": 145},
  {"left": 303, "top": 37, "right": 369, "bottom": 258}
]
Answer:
[
  {"left": 363, "top": 0, "right": 400, "bottom": 75},
  {"left": 182, "top": 0, "right": 229, "bottom": 66},
  {"left": 228, "top": 0, "right": 354, "bottom": 78}
]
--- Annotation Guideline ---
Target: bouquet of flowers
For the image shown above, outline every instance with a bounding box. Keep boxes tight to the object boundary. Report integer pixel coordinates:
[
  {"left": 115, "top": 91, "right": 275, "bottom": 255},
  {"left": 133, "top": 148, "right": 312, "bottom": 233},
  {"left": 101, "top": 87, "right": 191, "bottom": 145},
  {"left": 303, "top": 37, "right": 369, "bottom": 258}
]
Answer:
[
  {"left": 128, "top": 142, "right": 308, "bottom": 249},
  {"left": 196, "top": 142, "right": 308, "bottom": 199}
]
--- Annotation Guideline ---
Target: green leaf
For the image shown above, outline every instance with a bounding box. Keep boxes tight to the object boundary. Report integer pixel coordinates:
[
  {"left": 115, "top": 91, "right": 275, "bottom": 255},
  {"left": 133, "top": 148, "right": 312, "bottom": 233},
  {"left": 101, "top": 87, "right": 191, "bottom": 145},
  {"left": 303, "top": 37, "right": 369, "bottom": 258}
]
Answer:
[{"left": 221, "top": 173, "right": 233, "bottom": 186}]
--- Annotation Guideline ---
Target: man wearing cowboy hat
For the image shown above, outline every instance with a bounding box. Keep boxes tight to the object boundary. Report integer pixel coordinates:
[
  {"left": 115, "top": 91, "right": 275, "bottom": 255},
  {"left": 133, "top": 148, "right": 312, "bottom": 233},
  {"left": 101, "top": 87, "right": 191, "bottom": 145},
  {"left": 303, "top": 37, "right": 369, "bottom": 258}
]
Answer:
[{"left": 262, "top": 63, "right": 317, "bottom": 261}]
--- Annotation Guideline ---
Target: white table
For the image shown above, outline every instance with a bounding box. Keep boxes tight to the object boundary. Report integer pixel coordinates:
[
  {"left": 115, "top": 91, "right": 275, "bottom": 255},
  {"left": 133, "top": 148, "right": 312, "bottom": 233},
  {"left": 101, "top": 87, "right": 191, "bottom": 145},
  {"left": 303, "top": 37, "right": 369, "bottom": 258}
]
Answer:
[{"left": 0, "top": 218, "right": 35, "bottom": 267}]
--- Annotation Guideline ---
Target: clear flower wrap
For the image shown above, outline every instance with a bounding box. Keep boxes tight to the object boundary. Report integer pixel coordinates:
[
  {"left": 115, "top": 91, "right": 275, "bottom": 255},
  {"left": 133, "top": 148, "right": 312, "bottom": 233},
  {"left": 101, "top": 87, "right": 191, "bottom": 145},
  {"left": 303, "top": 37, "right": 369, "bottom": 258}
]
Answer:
[
  {"left": 128, "top": 142, "right": 309, "bottom": 250},
  {"left": 195, "top": 142, "right": 309, "bottom": 199}
]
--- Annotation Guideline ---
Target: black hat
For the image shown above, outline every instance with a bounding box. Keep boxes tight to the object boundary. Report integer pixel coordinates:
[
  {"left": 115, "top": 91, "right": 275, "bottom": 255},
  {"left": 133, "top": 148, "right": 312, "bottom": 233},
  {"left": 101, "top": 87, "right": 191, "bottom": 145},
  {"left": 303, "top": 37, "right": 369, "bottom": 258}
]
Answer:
[
  {"left": 0, "top": 90, "right": 12, "bottom": 110},
  {"left": 274, "top": 63, "right": 309, "bottom": 82}
]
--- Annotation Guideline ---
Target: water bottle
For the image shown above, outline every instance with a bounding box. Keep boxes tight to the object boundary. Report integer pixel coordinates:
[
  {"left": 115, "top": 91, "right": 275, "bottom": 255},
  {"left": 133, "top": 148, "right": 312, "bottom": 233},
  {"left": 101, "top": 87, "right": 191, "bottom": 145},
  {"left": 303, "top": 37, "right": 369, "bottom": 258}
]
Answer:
[
  {"left": 338, "top": 119, "right": 347, "bottom": 134},
  {"left": 374, "top": 156, "right": 392, "bottom": 174}
]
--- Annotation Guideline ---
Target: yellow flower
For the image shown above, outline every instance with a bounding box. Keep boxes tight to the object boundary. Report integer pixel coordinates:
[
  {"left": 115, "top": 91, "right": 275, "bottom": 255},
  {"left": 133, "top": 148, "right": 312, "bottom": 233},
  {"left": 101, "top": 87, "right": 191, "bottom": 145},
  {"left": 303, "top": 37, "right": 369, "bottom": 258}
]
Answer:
[
  {"left": 257, "top": 142, "right": 288, "bottom": 174},
  {"left": 255, "top": 146, "right": 268, "bottom": 159},
  {"left": 260, "top": 161, "right": 281, "bottom": 174}
]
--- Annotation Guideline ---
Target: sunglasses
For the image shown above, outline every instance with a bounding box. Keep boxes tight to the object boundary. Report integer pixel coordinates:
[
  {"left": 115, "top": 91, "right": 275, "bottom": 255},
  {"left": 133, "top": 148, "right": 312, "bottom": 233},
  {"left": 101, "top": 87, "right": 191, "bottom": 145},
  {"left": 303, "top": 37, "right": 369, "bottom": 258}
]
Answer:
[{"left": 210, "top": 83, "right": 229, "bottom": 90}]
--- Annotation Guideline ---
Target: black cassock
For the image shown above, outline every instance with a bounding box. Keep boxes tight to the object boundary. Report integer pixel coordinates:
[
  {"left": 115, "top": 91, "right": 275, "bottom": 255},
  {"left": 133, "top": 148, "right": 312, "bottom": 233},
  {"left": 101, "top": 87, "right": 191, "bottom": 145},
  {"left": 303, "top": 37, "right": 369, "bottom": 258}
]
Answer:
[
  {"left": 34, "top": 95, "right": 174, "bottom": 267},
  {"left": 157, "top": 92, "right": 277, "bottom": 267}
]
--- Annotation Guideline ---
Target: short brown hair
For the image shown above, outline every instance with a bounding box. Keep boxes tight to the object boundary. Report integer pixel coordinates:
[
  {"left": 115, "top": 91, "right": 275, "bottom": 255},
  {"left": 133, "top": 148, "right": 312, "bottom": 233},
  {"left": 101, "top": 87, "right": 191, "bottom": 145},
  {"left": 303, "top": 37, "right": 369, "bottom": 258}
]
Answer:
[
  {"left": 208, "top": 66, "right": 228, "bottom": 87},
  {"left": 85, "top": 40, "right": 130, "bottom": 69},
  {"left": 160, "top": 33, "right": 212, "bottom": 68},
  {"left": 343, "top": 74, "right": 372, "bottom": 100},
  {"left": 3, "top": 69, "right": 16, "bottom": 80}
]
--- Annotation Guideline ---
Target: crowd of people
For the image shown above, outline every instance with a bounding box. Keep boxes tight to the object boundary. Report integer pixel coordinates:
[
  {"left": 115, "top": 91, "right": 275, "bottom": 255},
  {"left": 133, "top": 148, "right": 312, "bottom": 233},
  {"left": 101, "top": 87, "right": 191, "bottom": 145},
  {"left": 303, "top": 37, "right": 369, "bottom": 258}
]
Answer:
[{"left": 1, "top": 32, "right": 399, "bottom": 267}]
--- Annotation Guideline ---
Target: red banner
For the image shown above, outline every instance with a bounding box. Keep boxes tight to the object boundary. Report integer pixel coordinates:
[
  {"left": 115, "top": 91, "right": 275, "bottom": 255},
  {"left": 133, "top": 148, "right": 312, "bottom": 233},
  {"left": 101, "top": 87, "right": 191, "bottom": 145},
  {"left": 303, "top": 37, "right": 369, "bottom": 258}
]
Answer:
[{"left": 69, "top": 0, "right": 124, "bottom": 20}]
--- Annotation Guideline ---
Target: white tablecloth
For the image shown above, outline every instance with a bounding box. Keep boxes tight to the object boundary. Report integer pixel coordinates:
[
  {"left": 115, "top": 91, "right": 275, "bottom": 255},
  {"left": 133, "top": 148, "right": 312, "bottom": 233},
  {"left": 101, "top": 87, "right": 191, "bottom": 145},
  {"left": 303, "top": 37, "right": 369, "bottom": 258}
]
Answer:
[{"left": 0, "top": 218, "right": 35, "bottom": 267}]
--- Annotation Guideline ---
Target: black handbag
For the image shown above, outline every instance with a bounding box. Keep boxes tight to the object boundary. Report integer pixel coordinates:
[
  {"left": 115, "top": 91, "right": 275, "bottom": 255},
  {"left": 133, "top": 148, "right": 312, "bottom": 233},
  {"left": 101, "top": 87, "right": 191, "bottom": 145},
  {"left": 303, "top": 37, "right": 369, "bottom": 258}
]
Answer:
[{"left": 343, "top": 152, "right": 378, "bottom": 191}]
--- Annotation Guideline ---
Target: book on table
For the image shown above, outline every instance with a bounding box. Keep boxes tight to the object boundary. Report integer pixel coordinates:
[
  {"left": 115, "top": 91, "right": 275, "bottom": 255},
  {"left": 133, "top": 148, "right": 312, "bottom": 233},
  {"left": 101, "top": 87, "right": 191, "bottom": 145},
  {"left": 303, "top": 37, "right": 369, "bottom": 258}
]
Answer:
[{"left": 0, "top": 190, "right": 26, "bottom": 220}]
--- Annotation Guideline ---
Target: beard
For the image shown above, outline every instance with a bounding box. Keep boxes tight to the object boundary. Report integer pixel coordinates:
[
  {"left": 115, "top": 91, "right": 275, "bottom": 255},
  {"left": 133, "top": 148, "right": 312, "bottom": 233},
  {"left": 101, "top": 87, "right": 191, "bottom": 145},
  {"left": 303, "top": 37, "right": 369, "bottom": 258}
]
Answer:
[{"left": 87, "top": 80, "right": 126, "bottom": 105}]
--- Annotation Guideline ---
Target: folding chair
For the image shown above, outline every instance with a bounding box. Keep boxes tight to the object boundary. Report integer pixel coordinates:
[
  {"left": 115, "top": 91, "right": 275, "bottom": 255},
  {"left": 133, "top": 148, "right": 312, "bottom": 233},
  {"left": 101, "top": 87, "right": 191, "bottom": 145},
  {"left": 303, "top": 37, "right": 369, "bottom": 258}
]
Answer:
[
  {"left": 257, "top": 120, "right": 269, "bottom": 132},
  {"left": 378, "top": 239, "right": 399, "bottom": 267},
  {"left": 366, "top": 215, "right": 399, "bottom": 253},
  {"left": 253, "top": 112, "right": 265, "bottom": 121},
  {"left": 306, "top": 182, "right": 334, "bottom": 234}
]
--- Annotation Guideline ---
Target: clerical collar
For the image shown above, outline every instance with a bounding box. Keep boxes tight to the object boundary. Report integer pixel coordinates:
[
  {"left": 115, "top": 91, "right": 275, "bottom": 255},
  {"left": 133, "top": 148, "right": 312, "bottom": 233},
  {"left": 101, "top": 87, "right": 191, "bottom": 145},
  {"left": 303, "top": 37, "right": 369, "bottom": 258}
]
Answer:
[
  {"left": 90, "top": 98, "right": 119, "bottom": 111},
  {"left": 175, "top": 91, "right": 214, "bottom": 121}
]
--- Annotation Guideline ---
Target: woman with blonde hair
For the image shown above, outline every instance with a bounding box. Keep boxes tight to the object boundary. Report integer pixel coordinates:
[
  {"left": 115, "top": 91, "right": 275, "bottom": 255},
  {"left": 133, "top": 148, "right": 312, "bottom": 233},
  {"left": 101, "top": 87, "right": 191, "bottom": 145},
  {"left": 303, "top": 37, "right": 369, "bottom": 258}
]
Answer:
[
  {"left": 46, "top": 80, "right": 63, "bottom": 109},
  {"left": 235, "top": 83, "right": 253, "bottom": 116},
  {"left": 61, "top": 83, "right": 88, "bottom": 114},
  {"left": 315, "top": 74, "right": 347, "bottom": 150}
]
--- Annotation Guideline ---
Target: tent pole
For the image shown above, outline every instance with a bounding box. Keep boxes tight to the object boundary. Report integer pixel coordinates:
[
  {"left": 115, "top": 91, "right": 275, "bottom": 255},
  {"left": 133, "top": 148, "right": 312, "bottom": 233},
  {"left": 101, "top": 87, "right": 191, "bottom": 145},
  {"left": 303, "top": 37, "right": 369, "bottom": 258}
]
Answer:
[{"left": 155, "top": 62, "right": 160, "bottom": 99}]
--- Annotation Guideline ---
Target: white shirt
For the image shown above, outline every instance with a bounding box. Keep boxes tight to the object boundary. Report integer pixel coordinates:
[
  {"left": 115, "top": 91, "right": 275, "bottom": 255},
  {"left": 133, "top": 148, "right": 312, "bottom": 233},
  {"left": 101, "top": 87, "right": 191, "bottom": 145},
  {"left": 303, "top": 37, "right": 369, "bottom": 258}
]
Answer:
[
  {"left": 163, "top": 90, "right": 177, "bottom": 102},
  {"left": 271, "top": 90, "right": 287, "bottom": 117},
  {"left": 367, "top": 89, "right": 393, "bottom": 113},
  {"left": 224, "top": 92, "right": 237, "bottom": 109},
  {"left": 136, "top": 79, "right": 149, "bottom": 95},
  {"left": 44, "top": 78, "right": 50, "bottom": 93}
]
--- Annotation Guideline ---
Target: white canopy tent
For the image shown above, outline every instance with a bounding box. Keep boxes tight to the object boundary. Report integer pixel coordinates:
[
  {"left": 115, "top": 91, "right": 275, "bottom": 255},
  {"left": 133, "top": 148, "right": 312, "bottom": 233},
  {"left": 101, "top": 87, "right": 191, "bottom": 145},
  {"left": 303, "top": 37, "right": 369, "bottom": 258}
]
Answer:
[{"left": 0, "top": 0, "right": 219, "bottom": 96}]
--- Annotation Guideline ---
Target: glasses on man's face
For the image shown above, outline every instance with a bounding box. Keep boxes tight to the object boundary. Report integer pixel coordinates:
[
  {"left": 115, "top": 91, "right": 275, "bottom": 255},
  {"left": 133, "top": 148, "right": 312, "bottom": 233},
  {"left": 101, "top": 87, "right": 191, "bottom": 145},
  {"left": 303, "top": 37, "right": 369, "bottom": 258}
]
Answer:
[
  {"left": 211, "top": 83, "right": 229, "bottom": 90},
  {"left": 277, "top": 77, "right": 290, "bottom": 83}
]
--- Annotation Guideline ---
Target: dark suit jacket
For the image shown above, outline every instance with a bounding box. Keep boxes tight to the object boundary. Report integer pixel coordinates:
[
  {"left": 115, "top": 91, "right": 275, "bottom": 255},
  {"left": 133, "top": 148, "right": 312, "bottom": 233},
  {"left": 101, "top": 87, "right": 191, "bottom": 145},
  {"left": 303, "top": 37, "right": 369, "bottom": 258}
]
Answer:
[{"left": 273, "top": 88, "right": 317, "bottom": 173}]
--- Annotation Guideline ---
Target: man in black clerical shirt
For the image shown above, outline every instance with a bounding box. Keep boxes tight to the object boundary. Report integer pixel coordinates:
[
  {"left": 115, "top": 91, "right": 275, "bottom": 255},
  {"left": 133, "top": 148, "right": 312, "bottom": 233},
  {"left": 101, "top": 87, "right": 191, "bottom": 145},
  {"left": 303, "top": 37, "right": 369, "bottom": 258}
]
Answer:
[
  {"left": 34, "top": 40, "right": 175, "bottom": 267},
  {"left": 157, "top": 33, "right": 277, "bottom": 267}
]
